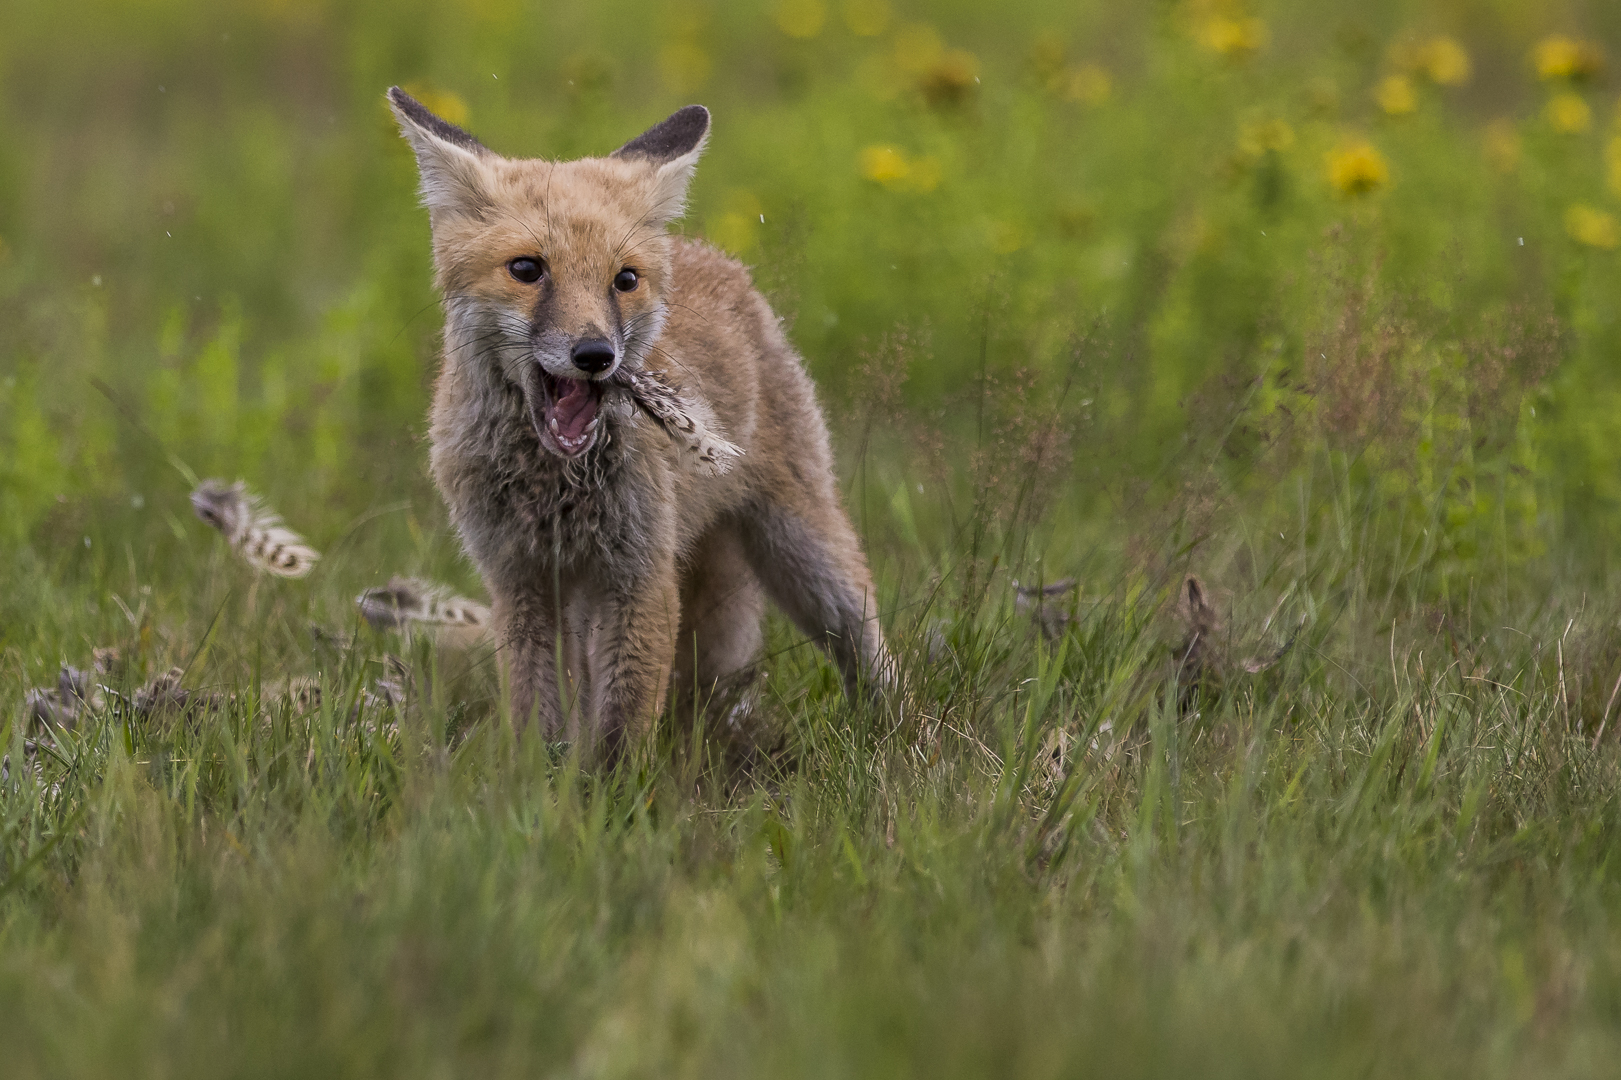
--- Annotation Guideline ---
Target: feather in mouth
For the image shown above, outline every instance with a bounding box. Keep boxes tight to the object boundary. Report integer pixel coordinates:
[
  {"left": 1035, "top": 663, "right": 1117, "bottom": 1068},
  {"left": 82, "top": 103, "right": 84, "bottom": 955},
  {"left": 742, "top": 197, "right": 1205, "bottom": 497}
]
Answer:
[
  {"left": 527, "top": 367, "right": 605, "bottom": 457},
  {"left": 522, "top": 361, "right": 744, "bottom": 475}
]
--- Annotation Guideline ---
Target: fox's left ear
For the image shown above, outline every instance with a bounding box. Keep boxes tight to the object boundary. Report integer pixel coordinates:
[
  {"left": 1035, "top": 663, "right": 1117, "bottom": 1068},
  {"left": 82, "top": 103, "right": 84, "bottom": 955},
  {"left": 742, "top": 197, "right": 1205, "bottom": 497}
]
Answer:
[{"left": 612, "top": 105, "right": 711, "bottom": 226}]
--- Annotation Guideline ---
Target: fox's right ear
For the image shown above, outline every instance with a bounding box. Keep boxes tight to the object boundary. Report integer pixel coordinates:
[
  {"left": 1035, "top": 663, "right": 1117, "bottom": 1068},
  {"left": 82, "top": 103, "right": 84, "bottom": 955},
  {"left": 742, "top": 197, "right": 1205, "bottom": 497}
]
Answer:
[{"left": 387, "top": 87, "right": 492, "bottom": 221}]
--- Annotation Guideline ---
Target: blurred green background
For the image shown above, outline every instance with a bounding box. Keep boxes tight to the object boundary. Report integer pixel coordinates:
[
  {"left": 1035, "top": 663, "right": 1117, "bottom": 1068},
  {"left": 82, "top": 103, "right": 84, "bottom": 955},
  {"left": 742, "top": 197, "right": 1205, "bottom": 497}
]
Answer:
[{"left": 4, "top": 0, "right": 1621, "bottom": 621}]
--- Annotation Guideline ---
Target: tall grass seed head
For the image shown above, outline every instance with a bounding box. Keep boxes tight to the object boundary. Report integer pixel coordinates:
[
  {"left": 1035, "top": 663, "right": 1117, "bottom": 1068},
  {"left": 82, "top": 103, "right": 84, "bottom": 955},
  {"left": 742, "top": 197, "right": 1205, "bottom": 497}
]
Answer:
[{"left": 1326, "top": 139, "right": 1390, "bottom": 197}]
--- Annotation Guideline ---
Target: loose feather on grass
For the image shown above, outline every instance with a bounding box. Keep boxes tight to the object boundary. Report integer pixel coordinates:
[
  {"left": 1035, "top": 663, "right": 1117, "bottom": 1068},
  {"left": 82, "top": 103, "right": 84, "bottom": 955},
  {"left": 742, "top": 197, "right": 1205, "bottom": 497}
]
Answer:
[
  {"left": 358, "top": 576, "right": 491, "bottom": 633},
  {"left": 190, "top": 479, "right": 320, "bottom": 578},
  {"left": 612, "top": 368, "right": 743, "bottom": 475}
]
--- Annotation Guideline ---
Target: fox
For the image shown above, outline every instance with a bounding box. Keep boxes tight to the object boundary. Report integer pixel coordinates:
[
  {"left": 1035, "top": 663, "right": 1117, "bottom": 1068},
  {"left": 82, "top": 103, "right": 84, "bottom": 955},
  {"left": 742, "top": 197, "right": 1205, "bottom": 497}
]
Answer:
[{"left": 387, "top": 87, "right": 892, "bottom": 760}]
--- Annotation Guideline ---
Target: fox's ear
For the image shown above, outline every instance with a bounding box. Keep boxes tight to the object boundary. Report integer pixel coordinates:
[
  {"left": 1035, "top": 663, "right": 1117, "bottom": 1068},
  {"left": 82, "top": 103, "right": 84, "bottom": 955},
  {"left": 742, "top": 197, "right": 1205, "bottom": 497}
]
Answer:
[
  {"left": 612, "top": 105, "right": 710, "bottom": 226},
  {"left": 387, "top": 86, "right": 493, "bottom": 220}
]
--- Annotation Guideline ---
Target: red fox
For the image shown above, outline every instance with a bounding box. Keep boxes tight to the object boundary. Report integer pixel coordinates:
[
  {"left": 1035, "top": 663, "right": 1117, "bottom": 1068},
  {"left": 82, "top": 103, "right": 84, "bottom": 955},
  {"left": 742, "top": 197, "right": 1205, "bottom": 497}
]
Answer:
[{"left": 388, "top": 87, "right": 892, "bottom": 760}]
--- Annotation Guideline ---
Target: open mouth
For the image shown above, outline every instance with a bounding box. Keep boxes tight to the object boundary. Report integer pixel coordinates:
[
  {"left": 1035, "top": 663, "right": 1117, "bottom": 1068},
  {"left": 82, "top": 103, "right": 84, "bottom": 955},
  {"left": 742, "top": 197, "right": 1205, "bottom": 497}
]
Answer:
[{"left": 526, "top": 367, "right": 605, "bottom": 458}]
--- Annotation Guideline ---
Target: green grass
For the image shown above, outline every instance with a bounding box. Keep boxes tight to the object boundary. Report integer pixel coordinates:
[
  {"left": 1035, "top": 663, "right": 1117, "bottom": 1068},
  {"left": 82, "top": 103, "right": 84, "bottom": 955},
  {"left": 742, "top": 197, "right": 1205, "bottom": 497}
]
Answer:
[
  {"left": 9, "top": 0, "right": 1621, "bottom": 1075},
  {"left": 4, "top": 494, "right": 1621, "bottom": 1077}
]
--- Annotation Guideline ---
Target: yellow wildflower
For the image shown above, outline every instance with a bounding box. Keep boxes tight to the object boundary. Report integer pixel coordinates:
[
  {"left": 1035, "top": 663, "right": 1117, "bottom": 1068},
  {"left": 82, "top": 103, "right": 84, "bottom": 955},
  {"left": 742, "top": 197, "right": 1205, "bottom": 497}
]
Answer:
[
  {"left": 858, "top": 147, "right": 938, "bottom": 192},
  {"left": 842, "top": 0, "right": 889, "bottom": 36},
  {"left": 860, "top": 146, "right": 911, "bottom": 187},
  {"left": 1199, "top": 15, "right": 1268, "bottom": 57},
  {"left": 775, "top": 0, "right": 826, "bottom": 39},
  {"left": 1484, "top": 118, "right": 1521, "bottom": 174},
  {"left": 1606, "top": 135, "right": 1621, "bottom": 198},
  {"left": 1546, "top": 92, "right": 1591, "bottom": 134},
  {"left": 1238, "top": 117, "right": 1294, "bottom": 156},
  {"left": 1376, "top": 75, "right": 1418, "bottom": 116},
  {"left": 1566, "top": 204, "right": 1620, "bottom": 249},
  {"left": 1534, "top": 36, "right": 1604, "bottom": 81},
  {"left": 1417, "top": 36, "right": 1471, "bottom": 85},
  {"left": 1063, "top": 64, "right": 1112, "bottom": 105},
  {"left": 1326, "top": 139, "right": 1389, "bottom": 197}
]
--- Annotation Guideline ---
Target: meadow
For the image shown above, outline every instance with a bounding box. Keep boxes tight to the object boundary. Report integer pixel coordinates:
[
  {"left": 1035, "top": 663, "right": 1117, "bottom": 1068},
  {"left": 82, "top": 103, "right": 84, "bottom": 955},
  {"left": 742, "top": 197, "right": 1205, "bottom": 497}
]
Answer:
[{"left": 6, "top": 0, "right": 1621, "bottom": 1074}]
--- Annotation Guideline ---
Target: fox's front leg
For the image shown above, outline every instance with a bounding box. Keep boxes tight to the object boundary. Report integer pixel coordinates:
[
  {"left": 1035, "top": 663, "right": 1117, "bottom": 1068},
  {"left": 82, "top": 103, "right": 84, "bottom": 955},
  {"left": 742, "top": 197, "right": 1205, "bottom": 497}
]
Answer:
[
  {"left": 492, "top": 589, "right": 566, "bottom": 736},
  {"left": 588, "top": 552, "right": 680, "bottom": 764}
]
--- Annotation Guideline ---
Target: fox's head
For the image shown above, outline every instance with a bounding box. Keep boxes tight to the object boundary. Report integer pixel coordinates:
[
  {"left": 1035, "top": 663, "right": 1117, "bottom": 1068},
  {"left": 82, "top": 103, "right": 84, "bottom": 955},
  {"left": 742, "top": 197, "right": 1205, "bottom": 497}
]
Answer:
[{"left": 389, "top": 87, "right": 709, "bottom": 460}]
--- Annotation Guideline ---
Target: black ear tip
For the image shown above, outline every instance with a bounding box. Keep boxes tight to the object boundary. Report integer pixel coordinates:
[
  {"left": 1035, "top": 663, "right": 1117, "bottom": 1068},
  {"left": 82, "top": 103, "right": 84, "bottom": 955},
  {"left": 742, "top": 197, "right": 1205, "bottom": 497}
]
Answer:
[
  {"left": 386, "top": 86, "right": 489, "bottom": 154},
  {"left": 613, "top": 104, "right": 712, "bottom": 162},
  {"left": 679, "top": 105, "right": 712, "bottom": 137}
]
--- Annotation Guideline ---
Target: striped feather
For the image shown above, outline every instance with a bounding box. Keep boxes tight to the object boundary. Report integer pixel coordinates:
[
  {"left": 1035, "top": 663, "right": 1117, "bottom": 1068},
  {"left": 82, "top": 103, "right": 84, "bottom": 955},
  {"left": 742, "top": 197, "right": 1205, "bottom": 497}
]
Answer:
[
  {"left": 613, "top": 368, "right": 743, "bottom": 476},
  {"left": 191, "top": 479, "right": 320, "bottom": 578},
  {"left": 358, "top": 576, "right": 491, "bottom": 636}
]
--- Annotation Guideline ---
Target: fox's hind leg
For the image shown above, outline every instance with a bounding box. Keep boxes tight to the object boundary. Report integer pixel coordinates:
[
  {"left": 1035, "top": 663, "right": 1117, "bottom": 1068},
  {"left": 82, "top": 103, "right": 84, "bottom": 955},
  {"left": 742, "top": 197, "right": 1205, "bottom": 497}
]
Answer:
[
  {"left": 738, "top": 500, "right": 892, "bottom": 700},
  {"left": 671, "top": 523, "right": 766, "bottom": 727}
]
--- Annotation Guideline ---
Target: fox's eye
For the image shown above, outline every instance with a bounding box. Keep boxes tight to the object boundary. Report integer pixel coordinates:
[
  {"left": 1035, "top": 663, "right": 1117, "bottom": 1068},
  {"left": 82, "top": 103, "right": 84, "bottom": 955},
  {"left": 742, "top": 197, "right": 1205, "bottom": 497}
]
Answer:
[
  {"left": 508, "top": 257, "right": 545, "bottom": 284},
  {"left": 613, "top": 268, "right": 639, "bottom": 292}
]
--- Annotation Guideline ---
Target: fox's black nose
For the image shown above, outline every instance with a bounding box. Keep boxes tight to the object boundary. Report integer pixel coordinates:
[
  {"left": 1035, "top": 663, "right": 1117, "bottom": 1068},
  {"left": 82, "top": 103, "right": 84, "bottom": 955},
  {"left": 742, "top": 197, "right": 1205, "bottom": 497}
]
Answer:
[{"left": 571, "top": 339, "right": 616, "bottom": 375}]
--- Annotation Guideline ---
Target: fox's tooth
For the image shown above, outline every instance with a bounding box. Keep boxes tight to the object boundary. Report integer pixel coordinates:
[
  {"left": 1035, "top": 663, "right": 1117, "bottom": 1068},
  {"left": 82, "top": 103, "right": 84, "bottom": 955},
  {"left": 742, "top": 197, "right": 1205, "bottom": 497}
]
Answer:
[{"left": 548, "top": 417, "right": 560, "bottom": 434}]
